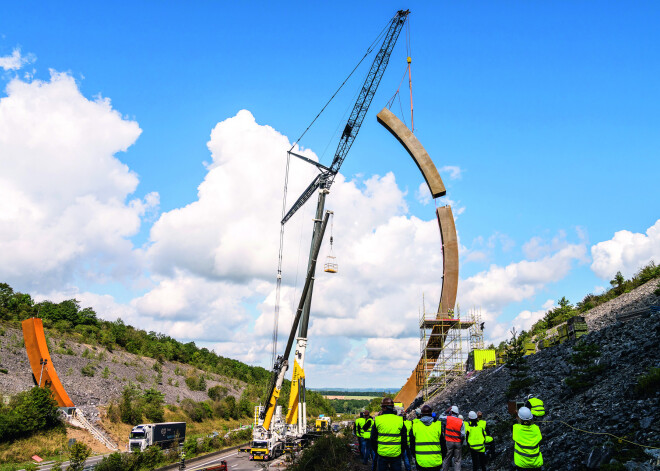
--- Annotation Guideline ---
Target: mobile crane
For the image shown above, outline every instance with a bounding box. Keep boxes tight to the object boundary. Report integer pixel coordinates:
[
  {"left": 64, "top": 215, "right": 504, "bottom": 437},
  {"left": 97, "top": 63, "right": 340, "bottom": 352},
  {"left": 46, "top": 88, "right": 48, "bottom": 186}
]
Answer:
[{"left": 250, "top": 9, "right": 410, "bottom": 461}]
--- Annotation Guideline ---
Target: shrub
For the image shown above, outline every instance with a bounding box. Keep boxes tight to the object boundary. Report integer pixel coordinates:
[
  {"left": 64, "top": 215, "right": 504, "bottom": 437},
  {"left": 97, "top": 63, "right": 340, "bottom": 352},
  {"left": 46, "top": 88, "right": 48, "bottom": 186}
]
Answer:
[
  {"left": 565, "top": 341, "right": 605, "bottom": 392},
  {"left": 208, "top": 385, "right": 228, "bottom": 401},
  {"left": 180, "top": 399, "right": 212, "bottom": 422},
  {"left": 634, "top": 367, "right": 660, "bottom": 397},
  {"left": 0, "top": 386, "right": 61, "bottom": 441},
  {"left": 185, "top": 374, "right": 207, "bottom": 391},
  {"left": 68, "top": 442, "right": 91, "bottom": 471},
  {"left": 102, "top": 366, "right": 110, "bottom": 379},
  {"left": 119, "top": 386, "right": 142, "bottom": 424},
  {"left": 81, "top": 362, "right": 96, "bottom": 377},
  {"left": 287, "top": 434, "right": 352, "bottom": 471}
]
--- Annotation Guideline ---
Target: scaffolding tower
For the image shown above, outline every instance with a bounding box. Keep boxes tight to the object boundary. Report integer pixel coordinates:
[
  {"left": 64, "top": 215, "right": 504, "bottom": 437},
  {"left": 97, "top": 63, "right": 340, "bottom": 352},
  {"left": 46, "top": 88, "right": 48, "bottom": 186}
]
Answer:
[
  {"left": 469, "top": 307, "right": 485, "bottom": 351},
  {"left": 418, "top": 304, "right": 474, "bottom": 401}
]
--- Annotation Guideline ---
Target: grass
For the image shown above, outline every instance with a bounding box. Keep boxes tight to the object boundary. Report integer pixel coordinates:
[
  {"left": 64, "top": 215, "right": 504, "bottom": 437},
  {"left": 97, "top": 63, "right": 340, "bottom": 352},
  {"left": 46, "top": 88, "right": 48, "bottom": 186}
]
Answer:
[
  {"left": 0, "top": 424, "right": 68, "bottom": 468},
  {"left": 634, "top": 367, "right": 660, "bottom": 397}
]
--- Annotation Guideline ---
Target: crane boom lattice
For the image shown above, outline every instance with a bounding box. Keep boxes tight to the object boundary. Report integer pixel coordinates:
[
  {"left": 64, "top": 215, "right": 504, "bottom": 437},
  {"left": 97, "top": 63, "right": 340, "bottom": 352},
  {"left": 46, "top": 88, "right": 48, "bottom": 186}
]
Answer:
[{"left": 281, "top": 9, "right": 409, "bottom": 225}]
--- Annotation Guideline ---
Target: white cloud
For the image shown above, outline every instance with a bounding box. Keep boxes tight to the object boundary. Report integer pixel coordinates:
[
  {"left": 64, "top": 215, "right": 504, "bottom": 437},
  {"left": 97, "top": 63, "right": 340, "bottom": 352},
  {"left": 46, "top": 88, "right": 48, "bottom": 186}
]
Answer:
[
  {"left": 458, "top": 242, "right": 587, "bottom": 344},
  {"left": 0, "top": 48, "right": 34, "bottom": 71},
  {"left": 439, "top": 165, "right": 462, "bottom": 180},
  {"left": 139, "top": 110, "right": 445, "bottom": 379},
  {"left": 0, "top": 71, "right": 155, "bottom": 289},
  {"left": 512, "top": 299, "right": 555, "bottom": 333},
  {"left": 590, "top": 219, "right": 660, "bottom": 279},
  {"left": 416, "top": 182, "right": 432, "bottom": 205},
  {"left": 522, "top": 230, "right": 568, "bottom": 259}
]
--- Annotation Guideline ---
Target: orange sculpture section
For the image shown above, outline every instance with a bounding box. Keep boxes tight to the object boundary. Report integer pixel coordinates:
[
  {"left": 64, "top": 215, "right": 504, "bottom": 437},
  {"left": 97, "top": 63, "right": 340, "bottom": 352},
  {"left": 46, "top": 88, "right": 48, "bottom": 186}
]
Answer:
[{"left": 22, "top": 318, "right": 74, "bottom": 407}]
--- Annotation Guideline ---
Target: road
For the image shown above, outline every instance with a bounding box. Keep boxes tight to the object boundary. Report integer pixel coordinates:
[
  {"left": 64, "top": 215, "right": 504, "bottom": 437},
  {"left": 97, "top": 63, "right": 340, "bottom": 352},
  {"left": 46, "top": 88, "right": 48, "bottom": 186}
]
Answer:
[
  {"left": 27, "top": 449, "right": 282, "bottom": 470},
  {"left": 185, "top": 449, "right": 285, "bottom": 470},
  {"left": 25, "top": 452, "right": 113, "bottom": 470}
]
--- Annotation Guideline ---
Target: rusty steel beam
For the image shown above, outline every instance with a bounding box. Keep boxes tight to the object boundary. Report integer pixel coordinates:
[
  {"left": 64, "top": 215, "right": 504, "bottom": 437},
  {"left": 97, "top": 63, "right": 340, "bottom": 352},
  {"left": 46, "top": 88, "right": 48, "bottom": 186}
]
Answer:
[
  {"left": 437, "top": 205, "right": 459, "bottom": 315},
  {"left": 378, "top": 108, "right": 462, "bottom": 409},
  {"left": 376, "top": 107, "right": 446, "bottom": 198},
  {"left": 22, "top": 318, "right": 74, "bottom": 407}
]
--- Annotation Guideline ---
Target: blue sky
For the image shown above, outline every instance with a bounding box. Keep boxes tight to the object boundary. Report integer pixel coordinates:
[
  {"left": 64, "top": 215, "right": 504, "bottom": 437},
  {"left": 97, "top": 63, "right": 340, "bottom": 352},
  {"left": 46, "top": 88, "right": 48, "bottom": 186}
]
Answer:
[{"left": 1, "top": 1, "right": 659, "bottom": 387}]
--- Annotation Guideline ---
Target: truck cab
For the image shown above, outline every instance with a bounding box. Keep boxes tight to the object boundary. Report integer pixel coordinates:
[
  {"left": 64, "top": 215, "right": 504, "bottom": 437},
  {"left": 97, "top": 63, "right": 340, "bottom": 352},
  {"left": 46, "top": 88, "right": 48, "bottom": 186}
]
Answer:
[
  {"left": 129, "top": 422, "right": 186, "bottom": 452},
  {"left": 129, "top": 425, "right": 150, "bottom": 452}
]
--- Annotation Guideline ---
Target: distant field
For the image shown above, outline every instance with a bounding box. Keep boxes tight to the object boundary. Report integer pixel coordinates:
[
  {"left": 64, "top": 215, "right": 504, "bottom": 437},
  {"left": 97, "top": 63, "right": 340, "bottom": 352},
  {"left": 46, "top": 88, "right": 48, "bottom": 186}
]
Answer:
[{"left": 325, "top": 395, "right": 378, "bottom": 400}]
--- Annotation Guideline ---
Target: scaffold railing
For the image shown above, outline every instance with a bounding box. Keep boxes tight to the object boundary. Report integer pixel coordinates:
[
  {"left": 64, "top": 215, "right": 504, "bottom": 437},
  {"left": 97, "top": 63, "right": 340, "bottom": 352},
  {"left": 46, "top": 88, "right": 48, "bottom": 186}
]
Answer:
[{"left": 418, "top": 303, "right": 474, "bottom": 401}]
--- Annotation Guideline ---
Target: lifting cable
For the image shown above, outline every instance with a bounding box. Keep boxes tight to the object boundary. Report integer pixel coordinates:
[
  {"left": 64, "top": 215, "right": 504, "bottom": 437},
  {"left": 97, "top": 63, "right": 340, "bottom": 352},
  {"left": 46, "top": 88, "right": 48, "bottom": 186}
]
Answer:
[
  {"left": 386, "top": 17, "right": 414, "bottom": 132},
  {"left": 538, "top": 420, "right": 660, "bottom": 450},
  {"left": 271, "top": 14, "right": 398, "bottom": 366}
]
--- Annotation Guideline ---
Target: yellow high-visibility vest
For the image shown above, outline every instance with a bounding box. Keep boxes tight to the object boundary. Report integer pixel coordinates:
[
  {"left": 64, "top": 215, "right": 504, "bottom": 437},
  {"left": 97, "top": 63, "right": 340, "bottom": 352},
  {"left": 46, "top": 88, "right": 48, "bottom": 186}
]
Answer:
[
  {"left": 513, "top": 423, "right": 543, "bottom": 468},
  {"left": 411, "top": 420, "right": 443, "bottom": 468},
  {"left": 355, "top": 418, "right": 365, "bottom": 438},
  {"left": 374, "top": 414, "right": 404, "bottom": 458}
]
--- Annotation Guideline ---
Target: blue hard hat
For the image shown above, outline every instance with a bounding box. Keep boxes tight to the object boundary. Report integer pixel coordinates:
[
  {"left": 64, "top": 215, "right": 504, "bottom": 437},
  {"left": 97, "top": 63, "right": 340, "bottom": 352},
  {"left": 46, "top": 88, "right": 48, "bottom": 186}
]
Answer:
[{"left": 431, "top": 412, "right": 436, "bottom": 418}]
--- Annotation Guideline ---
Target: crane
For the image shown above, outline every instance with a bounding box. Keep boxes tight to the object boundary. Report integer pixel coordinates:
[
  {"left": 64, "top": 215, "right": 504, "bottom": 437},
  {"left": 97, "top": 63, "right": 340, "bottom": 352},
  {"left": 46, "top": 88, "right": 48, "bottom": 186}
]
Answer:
[{"left": 251, "top": 9, "right": 410, "bottom": 459}]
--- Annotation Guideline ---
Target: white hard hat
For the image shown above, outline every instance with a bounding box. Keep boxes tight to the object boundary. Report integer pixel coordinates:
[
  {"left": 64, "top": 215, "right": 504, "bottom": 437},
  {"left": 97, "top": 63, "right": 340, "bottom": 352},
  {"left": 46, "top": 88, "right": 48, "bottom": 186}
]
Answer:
[
  {"left": 518, "top": 407, "right": 533, "bottom": 421},
  {"left": 468, "top": 411, "right": 477, "bottom": 420},
  {"left": 451, "top": 405, "right": 459, "bottom": 415},
  {"left": 458, "top": 414, "right": 464, "bottom": 420}
]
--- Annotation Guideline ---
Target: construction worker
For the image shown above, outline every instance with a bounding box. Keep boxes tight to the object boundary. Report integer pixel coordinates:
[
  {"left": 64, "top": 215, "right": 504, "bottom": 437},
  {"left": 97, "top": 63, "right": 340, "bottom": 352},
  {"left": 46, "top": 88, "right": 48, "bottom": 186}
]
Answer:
[
  {"left": 465, "top": 411, "right": 488, "bottom": 471},
  {"left": 356, "top": 412, "right": 366, "bottom": 462},
  {"left": 477, "top": 412, "right": 487, "bottom": 432},
  {"left": 437, "top": 405, "right": 464, "bottom": 471},
  {"left": 370, "top": 397, "right": 408, "bottom": 471},
  {"left": 400, "top": 410, "right": 413, "bottom": 471},
  {"left": 477, "top": 412, "right": 494, "bottom": 459},
  {"left": 512, "top": 407, "right": 543, "bottom": 469},
  {"left": 524, "top": 395, "right": 545, "bottom": 418},
  {"left": 362, "top": 411, "right": 375, "bottom": 466},
  {"left": 410, "top": 405, "right": 443, "bottom": 470}
]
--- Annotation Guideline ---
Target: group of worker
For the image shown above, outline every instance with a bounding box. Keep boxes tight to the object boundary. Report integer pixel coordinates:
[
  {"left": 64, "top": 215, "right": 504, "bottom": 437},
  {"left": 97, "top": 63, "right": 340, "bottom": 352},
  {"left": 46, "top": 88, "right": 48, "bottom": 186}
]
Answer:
[{"left": 354, "top": 396, "right": 545, "bottom": 471}]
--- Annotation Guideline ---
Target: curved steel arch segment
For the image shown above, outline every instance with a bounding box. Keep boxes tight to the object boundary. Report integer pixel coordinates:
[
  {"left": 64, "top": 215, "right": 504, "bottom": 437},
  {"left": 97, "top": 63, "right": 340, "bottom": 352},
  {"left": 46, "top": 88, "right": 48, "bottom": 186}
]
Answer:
[
  {"left": 376, "top": 107, "right": 446, "bottom": 198},
  {"left": 437, "top": 206, "right": 459, "bottom": 315},
  {"left": 378, "top": 108, "right": 461, "bottom": 409},
  {"left": 22, "top": 318, "right": 75, "bottom": 407}
]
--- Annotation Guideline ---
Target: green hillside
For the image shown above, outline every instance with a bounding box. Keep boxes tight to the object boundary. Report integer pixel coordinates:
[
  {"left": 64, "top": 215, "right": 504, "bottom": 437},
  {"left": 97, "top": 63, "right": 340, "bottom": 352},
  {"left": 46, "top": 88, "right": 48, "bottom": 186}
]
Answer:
[{"left": 0, "top": 282, "right": 334, "bottom": 417}]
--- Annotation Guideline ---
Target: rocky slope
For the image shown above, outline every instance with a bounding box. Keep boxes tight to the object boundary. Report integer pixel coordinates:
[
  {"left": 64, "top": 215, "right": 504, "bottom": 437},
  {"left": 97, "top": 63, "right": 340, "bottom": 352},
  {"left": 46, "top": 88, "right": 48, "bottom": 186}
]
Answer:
[
  {"left": 421, "top": 279, "right": 660, "bottom": 470},
  {"left": 0, "top": 326, "right": 245, "bottom": 411}
]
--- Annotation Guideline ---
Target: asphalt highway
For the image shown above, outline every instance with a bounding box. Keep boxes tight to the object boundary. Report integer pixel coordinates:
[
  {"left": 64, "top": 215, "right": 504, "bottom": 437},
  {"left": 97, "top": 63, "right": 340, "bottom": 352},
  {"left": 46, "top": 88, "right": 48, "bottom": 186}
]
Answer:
[
  {"left": 186, "top": 449, "right": 286, "bottom": 470},
  {"left": 25, "top": 448, "right": 283, "bottom": 470}
]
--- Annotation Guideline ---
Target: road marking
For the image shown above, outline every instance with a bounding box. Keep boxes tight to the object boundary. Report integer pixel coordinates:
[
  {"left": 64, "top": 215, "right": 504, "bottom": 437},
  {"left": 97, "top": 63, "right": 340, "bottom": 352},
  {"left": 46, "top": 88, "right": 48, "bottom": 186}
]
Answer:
[{"left": 187, "top": 451, "right": 239, "bottom": 470}]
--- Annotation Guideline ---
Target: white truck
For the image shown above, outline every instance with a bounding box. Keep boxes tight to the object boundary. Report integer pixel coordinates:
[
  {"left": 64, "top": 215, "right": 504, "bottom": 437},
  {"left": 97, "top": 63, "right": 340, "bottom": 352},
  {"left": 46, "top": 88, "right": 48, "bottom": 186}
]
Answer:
[{"left": 129, "top": 422, "right": 186, "bottom": 452}]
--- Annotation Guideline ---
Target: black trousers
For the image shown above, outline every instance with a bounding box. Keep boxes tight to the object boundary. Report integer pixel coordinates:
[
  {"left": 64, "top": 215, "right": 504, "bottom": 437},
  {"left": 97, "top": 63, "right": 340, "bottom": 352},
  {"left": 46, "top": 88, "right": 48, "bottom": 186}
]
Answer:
[{"left": 470, "top": 449, "right": 487, "bottom": 471}]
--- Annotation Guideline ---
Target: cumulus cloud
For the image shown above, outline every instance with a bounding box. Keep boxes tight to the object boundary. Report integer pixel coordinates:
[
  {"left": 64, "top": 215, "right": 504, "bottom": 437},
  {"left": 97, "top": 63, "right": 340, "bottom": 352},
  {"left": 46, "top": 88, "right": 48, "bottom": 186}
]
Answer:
[
  {"left": 440, "top": 165, "right": 462, "bottom": 180},
  {"left": 512, "top": 299, "right": 555, "bottom": 333},
  {"left": 137, "top": 110, "right": 445, "bottom": 382},
  {"left": 0, "top": 48, "right": 34, "bottom": 71},
  {"left": 590, "top": 219, "right": 660, "bottom": 279},
  {"left": 416, "top": 182, "right": 432, "bottom": 205},
  {"left": 458, "top": 242, "right": 587, "bottom": 344},
  {"left": 0, "top": 71, "right": 155, "bottom": 290}
]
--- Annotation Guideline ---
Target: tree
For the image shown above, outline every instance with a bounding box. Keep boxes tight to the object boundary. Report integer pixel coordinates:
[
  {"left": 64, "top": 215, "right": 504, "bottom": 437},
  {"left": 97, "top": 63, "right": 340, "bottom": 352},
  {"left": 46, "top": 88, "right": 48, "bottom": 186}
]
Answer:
[
  {"left": 68, "top": 442, "right": 91, "bottom": 471},
  {"left": 505, "top": 328, "right": 535, "bottom": 398},
  {"left": 95, "top": 452, "right": 124, "bottom": 471},
  {"left": 610, "top": 271, "right": 625, "bottom": 294},
  {"left": 119, "top": 386, "right": 142, "bottom": 424}
]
